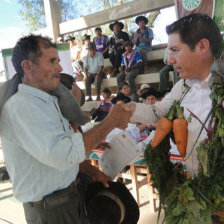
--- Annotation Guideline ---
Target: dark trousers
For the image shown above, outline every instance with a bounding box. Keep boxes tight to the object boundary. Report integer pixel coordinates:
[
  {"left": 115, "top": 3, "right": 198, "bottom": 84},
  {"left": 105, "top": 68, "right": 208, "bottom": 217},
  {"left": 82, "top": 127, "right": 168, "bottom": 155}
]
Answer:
[
  {"left": 159, "top": 65, "right": 179, "bottom": 92},
  {"left": 117, "top": 68, "right": 139, "bottom": 102},
  {"left": 103, "top": 52, "right": 109, "bottom": 59},
  {"left": 109, "top": 50, "right": 124, "bottom": 71},
  {"left": 85, "top": 73, "right": 105, "bottom": 96},
  {"left": 23, "top": 181, "right": 88, "bottom": 224}
]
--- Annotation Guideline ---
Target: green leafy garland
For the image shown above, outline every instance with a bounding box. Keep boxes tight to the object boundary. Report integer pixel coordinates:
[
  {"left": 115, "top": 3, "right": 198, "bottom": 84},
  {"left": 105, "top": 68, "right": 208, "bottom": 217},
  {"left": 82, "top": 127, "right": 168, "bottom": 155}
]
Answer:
[{"left": 144, "top": 81, "right": 224, "bottom": 224}]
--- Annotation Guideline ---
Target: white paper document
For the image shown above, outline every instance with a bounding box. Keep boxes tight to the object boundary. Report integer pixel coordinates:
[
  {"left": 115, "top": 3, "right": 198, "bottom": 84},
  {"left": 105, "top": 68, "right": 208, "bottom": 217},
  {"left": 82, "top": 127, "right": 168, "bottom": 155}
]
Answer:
[{"left": 99, "top": 131, "right": 142, "bottom": 179}]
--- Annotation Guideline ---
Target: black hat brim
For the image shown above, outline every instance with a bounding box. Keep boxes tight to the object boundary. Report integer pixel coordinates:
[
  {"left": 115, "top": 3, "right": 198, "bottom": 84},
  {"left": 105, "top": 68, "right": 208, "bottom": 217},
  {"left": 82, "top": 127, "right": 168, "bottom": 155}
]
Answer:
[
  {"left": 109, "top": 21, "right": 124, "bottom": 31},
  {"left": 135, "top": 16, "right": 148, "bottom": 25},
  {"left": 85, "top": 182, "right": 139, "bottom": 224},
  {"left": 111, "top": 94, "right": 131, "bottom": 104},
  {"left": 82, "top": 35, "right": 91, "bottom": 41}
]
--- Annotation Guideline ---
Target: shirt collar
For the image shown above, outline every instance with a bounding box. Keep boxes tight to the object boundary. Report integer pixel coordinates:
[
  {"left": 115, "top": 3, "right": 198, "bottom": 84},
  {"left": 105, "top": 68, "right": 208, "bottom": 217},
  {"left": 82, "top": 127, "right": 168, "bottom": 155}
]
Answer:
[
  {"left": 18, "top": 84, "right": 54, "bottom": 103},
  {"left": 185, "top": 73, "right": 213, "bottom": 88}
]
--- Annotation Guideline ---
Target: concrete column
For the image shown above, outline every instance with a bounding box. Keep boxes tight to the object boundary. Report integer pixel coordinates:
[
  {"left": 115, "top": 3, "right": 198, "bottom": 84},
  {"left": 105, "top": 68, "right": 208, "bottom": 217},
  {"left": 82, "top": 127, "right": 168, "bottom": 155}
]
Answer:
[{"left": 43, "top": 0, "right": 62, "bottom": 41}]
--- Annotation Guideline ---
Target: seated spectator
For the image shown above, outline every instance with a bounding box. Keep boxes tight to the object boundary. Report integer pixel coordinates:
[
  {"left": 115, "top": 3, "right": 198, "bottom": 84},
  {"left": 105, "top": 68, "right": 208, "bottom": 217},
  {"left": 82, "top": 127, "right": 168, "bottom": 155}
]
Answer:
[
  {"left": 118, "top": 82, "right": 131, "bottom": 98},
  {"left": 141, "top": 87, "right": 161, "bottom": 105},
  {"left": 109, "top": 21, "right": 130, "bottom": 77},
  {"left": 137, "top": 83, "right": 150, "bottom": 103},
  {"left": 65, "top": 35, "right": 82, "bottom": 76},
  {"left": 137, "top": 83, "right": 150, "bottom": 96},
  {"left": 134, "top": 15, "right": 154, "bottom": 71},
  {"left": 84, "top": 43, "right": 105, "bottom": 101},
  {"left": 111, "top": 92, "right": 131, "bottom": 105},
  {"left": 159, "top": 48, "right": 179, "bottom": 93},
  {"left": 57, "top": 36, "right": 64, "bottom": 43},
  {"left": 73, "top": 34, "right": 91, "bottom": 80},
  {"left": 90, "top": 88, "right": 112, "bottom": 122},
  {"left": 93, "top": 27, "right": 109, "bottom": 59},
  {"left": 137, "top": 88, "right": 161, "bottom": 136},
  {"left": 117, "top": 41, "right": 142, "bottom": 102}
]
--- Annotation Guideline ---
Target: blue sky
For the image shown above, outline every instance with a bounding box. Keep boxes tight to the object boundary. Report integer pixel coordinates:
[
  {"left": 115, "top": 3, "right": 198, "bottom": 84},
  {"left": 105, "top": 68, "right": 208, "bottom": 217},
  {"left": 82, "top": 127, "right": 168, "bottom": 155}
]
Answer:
[
  {"left": 0, "top": 1, "right": 176, "bottom": 79},
  {"left": 0, "top": 0, "right": 28, "bottom": 50},
  {"left": 0, "top": 1, "right": 176, "bottom": 50}
]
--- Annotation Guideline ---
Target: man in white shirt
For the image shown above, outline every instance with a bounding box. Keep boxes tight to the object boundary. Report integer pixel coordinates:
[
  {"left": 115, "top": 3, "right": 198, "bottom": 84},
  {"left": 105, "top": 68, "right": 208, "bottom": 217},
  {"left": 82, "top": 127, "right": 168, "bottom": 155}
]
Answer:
[{"left": 126, "top": 13, "right": 222, "bottom": 176}]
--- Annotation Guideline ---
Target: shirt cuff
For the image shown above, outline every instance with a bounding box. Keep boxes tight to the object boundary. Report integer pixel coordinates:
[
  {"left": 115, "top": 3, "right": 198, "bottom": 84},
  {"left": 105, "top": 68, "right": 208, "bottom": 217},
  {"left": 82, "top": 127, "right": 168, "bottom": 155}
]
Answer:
[{"left": 132, "top": 103, "right": 149, "bottom": 124}]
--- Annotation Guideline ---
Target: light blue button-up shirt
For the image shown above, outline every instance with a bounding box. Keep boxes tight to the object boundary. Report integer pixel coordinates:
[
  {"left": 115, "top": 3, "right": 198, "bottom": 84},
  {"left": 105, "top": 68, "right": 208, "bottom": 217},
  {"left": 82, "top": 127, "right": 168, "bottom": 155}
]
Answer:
[
  {"left": 84, "top": 52, "right": 104, "bottom": 74},
  {"left": 0, "top": 84, "right": 85, "bottom": 202}
]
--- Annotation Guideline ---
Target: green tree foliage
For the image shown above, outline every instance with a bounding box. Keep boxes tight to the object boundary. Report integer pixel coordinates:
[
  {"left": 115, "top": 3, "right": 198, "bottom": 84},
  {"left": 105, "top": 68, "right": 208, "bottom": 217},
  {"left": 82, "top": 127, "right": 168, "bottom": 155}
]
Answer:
[
  {"left": 148, "top": 11, "right": 160, "bottom": 27},
  {"left": 17, "top": 0, "right": 125, "bottom": 31},
  {"left": 18, "top": 0, "right": 46, "bottom": 31},
  {"left": 17, "top": 0, "right": 159, "bottom": 37},
  {"left": 17, "top": 0, "right": 80, "bottom": 31}
]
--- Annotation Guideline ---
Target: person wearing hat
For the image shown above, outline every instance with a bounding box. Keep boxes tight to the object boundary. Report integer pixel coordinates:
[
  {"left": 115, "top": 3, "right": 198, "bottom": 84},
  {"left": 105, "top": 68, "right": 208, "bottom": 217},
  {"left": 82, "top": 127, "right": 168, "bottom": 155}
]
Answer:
[
  {"left": 109, "top": 21, "right": 130, "bottom": 77},
  {"left": 65, "top": 35, "right": 83, "bottom": 78},
  {"left": 111, "top": 92, "right": 131, "bottom": 105},
  {"left": 137, "top": 83, "right": 150, "bottom": 96},
  {"left": 117, "top": 41, "right": 142, "bottom": 102},
  {"left": 84, "top": 42, "right": 105, "bottom": 101},
  {"left": 57, "top": 36, "right": 64, "bottom": 43},
  {"left": 85, "top": 181, "right": 139, "bottom": 224},
  {"left": 137, "top": 83, "right": 150, "bottom": 103},
  {"left": 93, "top": 27, "right": 109, "bottom": 59},
  {"left": 134, "top": 15, "right": 154, "bottom": 70},
  {"left": 65, "top": 34, "right": 75, "bottom": 43},
  {"left": 73, "top": 34, "right": 91, "bottom": 80},
  {"left": 136, "top": 88, "right": 161, "bottom": 137}
]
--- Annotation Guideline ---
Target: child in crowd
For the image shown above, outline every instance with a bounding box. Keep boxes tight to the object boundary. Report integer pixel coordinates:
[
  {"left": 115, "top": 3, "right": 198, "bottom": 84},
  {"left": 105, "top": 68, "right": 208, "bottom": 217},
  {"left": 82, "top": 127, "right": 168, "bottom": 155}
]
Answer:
[
  {"left": 91, "top": 88, "right": 112, "bottom": 122},
  {"left": 136, "top": 88, "right": 161, "bottom": 136},
  {"left": 111, "top": 92, "right": 131, "bottom": 105},
  {"left": 117, "top": 41, "right": 142, "bottom": 102},
  {"left": 141, "top": 87, "right": 161, "bottom": 105},
  {"left": 119, "top": 82, "right": 131, "bottom": 98}
]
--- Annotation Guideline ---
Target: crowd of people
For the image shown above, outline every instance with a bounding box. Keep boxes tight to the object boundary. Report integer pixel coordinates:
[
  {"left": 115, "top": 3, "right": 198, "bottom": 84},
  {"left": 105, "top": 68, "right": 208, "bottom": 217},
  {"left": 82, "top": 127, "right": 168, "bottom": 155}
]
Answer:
[
  {"left": 59, "top": 15, "right": 156, "bottom": 103},
  {"left": 0, "top": 12, "right": 223, "bottom": 224}
]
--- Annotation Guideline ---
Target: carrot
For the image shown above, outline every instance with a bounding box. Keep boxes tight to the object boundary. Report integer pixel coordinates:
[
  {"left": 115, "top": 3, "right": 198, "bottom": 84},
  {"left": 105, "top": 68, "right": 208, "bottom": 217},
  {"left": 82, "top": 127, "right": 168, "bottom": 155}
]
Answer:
[
  {"left": 151, "top": 117, "right": 173, "bottom": 148},
  {"left": 151, "top": 104, "right": 176, "bottom": 148},
  {"left": 173, "top": 104, "right": 188, "bottom": 157}
]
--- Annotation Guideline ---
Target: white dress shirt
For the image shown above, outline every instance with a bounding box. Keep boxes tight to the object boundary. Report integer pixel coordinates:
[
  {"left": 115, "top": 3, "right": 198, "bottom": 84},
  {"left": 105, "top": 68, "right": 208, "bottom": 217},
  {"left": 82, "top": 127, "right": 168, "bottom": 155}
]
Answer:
[{"left": 132, "top": 74, "right": 213, "bottom": 176}]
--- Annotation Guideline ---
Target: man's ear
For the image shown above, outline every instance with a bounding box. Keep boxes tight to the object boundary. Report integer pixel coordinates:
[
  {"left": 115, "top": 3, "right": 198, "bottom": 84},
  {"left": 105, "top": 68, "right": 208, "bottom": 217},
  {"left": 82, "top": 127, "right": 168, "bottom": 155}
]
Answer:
[
  {"left": 21, "top": 59, "right": 33, "bottom": 74},
  {"left": 197, "top": 39, "right": 210, "bottom": 55}
]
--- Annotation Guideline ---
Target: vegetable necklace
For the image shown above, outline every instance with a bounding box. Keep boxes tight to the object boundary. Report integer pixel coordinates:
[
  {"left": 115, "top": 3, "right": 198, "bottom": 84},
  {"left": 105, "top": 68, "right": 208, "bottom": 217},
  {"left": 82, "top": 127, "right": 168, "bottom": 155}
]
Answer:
[{"left": 144, "top": 73, "right": 224, "bottom": 224}]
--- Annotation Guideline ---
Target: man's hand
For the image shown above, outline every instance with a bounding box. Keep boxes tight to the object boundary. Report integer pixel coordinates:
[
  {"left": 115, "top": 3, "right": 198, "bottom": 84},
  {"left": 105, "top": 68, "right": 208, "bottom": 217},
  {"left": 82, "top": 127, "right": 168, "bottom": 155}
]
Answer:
[
  {"left": 135, "top": 32, "right": 140, "bottom": 38},
  {"left": 84, "top": 70, "right": 89, "bottom": 81},
  {"left": 79, "top": 161, "right": 111, "bottom": 188},
  {"left": 96, "top": 73, "right": 101, "bottom": 80},
  {"left": 107, "top": 104, "right": 131, "bottom": 130},
  {"left": 91, "top": 168, "right": 111, "bottom": 188},
  {"left": 95, "top": 142, "right": 111, "bottom": 150}
]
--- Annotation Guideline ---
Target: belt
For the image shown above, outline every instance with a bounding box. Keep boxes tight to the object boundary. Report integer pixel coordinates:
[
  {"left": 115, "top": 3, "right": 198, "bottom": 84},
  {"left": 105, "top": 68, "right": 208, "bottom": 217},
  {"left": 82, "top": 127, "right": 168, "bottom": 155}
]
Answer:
[{"left": 27, "top": 180, "right": 78, "bottom": 208}]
